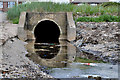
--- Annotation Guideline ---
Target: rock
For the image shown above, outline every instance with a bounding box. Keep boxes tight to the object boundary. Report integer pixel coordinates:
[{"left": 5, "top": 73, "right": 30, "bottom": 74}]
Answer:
[{"left": 81, "top": 48, "right": 102, "bottom": 55}]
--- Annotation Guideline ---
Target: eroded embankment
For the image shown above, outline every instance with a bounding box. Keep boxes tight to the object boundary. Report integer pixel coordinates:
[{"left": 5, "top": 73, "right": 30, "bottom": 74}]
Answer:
[
  {"left": 75, "top": 22, "right": 119, "bottom": 64},
  {"left": 0, "top": 22, "right": 52, "bottom": 78}
]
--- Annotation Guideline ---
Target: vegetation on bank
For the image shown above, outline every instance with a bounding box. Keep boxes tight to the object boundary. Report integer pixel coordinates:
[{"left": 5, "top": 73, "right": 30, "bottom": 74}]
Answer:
[
  {"left": 74, "top": 57, "right": 106, "bottom": 63},
  {"left": 101, "top": 2, "right": 120, "bottom": 7},
  {"left": 7, "top": 2, "right": 119, "bottom": 24},
  {"left": 12, "top": 18, "right": 19, "bottom": 24},
  {"left": 77, "top": 14, "right": 120, "bottom": 22}
]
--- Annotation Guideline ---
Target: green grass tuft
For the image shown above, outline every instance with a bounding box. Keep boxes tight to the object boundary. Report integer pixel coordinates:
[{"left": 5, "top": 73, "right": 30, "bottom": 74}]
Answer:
[
  {"left": 77, "top": 15, "right": 120, "bottom": 22},
  {"left": 101, "top": 2, "right": 120, "bottom": 7},
  {"left": 74, "top": 57, "right": 105, "bottom": 63},
  {"left": 12, "top": 18, "right": 19, "bottom": 24}
]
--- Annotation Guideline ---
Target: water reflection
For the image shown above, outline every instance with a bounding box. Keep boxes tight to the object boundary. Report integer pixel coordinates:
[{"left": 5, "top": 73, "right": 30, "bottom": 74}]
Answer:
[
  {"left": 34, "top": 43, "right": 60, "bottom": 59},
  {"left": 26, "top": 40, "right": 69, "bottom": 67}
]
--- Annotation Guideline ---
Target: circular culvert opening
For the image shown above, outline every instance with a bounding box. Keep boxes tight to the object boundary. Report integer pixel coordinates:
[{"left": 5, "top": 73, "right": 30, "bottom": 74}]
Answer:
[{"left": 34, "top": 20, "right": 60, "bottom": 43}]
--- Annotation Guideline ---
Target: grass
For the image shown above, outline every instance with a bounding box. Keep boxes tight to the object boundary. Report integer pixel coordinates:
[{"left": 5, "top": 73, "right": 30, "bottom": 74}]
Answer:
[
  {"left": 7, "top": 2, "right": 119, "bottom": 23},
  {"left": 12, "top": 17, "right": 19, "bottom": 24},
  {"left": 77, "top": 14, "right": 120, "bottom": 22},
  {"left": 101, "top": 2, "right": 120, "bottom": 7},
  {"left": 74, "top": 57, "right": 105, "bottom": 63},
  {"left": 7, "top": 2, "right": 75, "bottom": 20}
]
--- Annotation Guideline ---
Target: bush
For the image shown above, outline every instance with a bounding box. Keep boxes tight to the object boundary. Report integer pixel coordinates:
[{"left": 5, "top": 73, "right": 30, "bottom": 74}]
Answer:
[
  {"left": 77, "top": 14, "right": 120, "bottom": 22},
  {"left": 101, "top": 2, "right": 120, "bottom": 7}
]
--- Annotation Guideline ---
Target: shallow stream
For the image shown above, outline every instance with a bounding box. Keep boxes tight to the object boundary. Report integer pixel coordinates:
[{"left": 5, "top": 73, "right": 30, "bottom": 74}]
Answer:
[
  {"left": 26, "top": 42, "right": 118, "bottom": 79},
  {"left": 49, "top": 62, "right": 118, "bottom": 78}
]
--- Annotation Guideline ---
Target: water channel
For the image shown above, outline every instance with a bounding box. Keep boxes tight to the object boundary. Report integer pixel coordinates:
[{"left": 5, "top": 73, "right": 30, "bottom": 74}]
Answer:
[{"left": 25, "top": 42, "right": 118, "bottom": 79}]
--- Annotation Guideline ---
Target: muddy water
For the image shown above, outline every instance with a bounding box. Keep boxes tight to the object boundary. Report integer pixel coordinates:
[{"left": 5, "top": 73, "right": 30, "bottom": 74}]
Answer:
[
  {"left": 34, "top": 43, "right": 60, "bottom": 59},
  {"left": 49, "top": 63, "right": 118, "bottom": 78},
  {"left": 26, "top": 41, "right": 69, "bottom": 68},
  {"left": 25, "top": 41, "right": 118, "bottom": 79}
]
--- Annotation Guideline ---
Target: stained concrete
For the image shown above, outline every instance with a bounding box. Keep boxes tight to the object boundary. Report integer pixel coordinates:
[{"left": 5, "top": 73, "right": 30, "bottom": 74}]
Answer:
[{"left": 18, "top": 12, "right": 76, "bottom": 42}]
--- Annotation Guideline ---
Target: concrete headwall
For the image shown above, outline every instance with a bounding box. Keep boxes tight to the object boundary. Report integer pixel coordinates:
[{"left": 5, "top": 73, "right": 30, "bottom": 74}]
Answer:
[{"left": 18, "top": 12, "right": 76, "bottom": 42}]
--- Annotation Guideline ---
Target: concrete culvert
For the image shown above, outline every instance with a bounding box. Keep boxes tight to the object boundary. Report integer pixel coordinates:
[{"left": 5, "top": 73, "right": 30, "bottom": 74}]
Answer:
[
  {"left": 18, "top": 12, "right": 76, "bottom": 66},
  {"left": 34, "top": 20, "right": 60, "bottom": 43}
]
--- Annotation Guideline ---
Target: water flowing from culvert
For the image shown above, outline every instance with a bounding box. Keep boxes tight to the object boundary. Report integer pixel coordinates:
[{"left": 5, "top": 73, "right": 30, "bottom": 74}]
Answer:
[
  {"left": 25, "top": 41, "right": 118, "bottom": 79},
  {"left": 26, "top": 41, "right": 68, "bottom": 68},
  {"left": 25, "top": 19, "right": 71, "bottom": 68},
  {"left": 25, "top": 19, "right": 118, "bottom": 79}
]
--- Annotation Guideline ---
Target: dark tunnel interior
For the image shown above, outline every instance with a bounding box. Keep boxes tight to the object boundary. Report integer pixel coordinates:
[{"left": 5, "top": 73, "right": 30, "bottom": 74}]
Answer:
[{"left": 34, "top": 20, "right": 60, "bottom": 43}]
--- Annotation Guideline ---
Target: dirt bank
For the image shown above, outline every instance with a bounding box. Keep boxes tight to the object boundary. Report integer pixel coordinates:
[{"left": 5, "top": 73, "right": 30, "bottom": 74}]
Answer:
[
  {"left": 75, "top": 22, "right": 119, "bottom": 64},
  {"left": 0, "top": 21, "right": 53, "bottom": 78}
]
